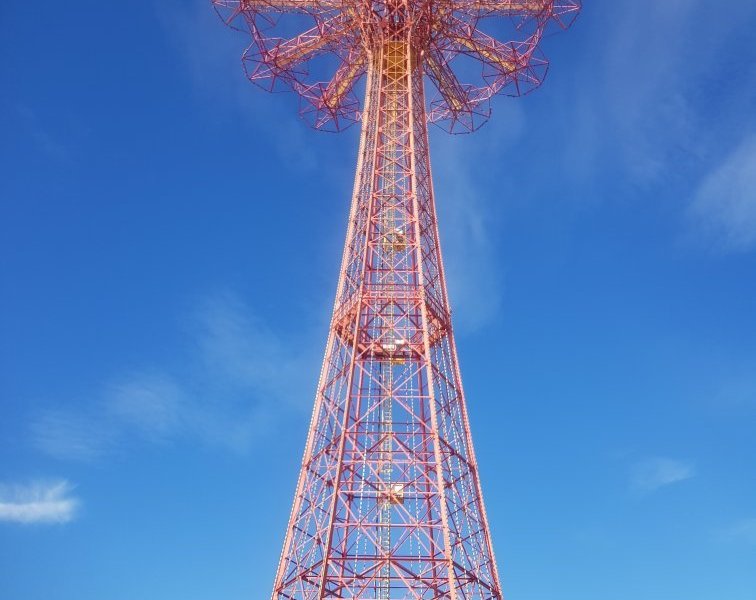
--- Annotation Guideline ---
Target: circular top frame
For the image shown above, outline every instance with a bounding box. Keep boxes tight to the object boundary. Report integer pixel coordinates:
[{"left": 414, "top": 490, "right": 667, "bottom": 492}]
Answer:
[{"left": 213, "top": 0, "right": 580, "bottom": 132}]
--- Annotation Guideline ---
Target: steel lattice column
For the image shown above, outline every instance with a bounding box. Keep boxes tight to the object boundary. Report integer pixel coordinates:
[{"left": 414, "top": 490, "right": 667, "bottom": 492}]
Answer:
[
  {"left": 271, "top": 37, "right": 502, "bottom": 600},
  {"left": 211, "top": 1, "right": 579, "bottom": 597}
]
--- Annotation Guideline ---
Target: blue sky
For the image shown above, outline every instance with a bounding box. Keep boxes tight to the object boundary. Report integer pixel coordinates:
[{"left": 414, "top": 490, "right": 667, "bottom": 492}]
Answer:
[{"left": 2, "top": 1, "right": 756, "bottom": 599}]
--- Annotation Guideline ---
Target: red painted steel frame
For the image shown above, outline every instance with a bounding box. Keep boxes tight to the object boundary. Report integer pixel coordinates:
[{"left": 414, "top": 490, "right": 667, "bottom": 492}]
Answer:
[
  {"left": 213, "top": 0, "right": 580, "bottom": 132},
  {"left": 212, "top": 1, "right": 579, "bottom": 598}
]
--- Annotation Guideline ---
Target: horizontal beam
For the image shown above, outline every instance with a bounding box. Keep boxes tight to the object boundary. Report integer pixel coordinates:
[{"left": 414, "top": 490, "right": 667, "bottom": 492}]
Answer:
[{"left": 453, "top": 0, "right": 552, "bottom": 16}]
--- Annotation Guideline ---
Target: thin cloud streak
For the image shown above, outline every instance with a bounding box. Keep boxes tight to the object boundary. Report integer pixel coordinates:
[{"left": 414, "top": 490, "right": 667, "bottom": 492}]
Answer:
[
  {"left": 431, "top": 104, "right": 525, "bottom": 332},
  {"left": 630, "top": 457, "right": 696, "bottom": 493},
  {"left": 31, "top": 411, "right": 116, "bottom": 462},
  {"left": 687, "top": 134, "right": 756, "bottom": 253},
  {"left": 0, "top": 480, "right": 79, "bottom": 525},
  {"left": 31, "top": 291, "right": 318, "bottom": 460},
  {"left": 107, "top": 375, "right": 187, "bottom": 442},
  {"left": 713, "top": 369, "right": 756, "bottom": 413},
  {"left": 16, "top": 104, "right": 71, "bottom": 162},
  {"left": 157, "top": 0, "right": 320, "bottom": 172},
  {"left": 559, "top": 0, "right": 756, "bottom": 185},
  {"left": 718, "top": 518, "right": 756, "bottom": 545}
]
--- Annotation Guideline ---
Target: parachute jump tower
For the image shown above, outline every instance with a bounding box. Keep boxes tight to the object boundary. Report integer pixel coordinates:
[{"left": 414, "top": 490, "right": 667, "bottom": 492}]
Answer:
[{"left": 212, "top": 0, "right": 579, "bottom": 597}]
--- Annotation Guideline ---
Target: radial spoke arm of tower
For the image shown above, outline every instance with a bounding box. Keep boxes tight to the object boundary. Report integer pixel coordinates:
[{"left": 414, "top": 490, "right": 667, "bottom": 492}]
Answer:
[
  {"left": 244, "top": 14, "right": 357, "bottom": 79},
  {"left": 449, "top": 20, "right": 528, "bottom": 74},
  {"left": 322, "top": 51, "right": 367, "bottom": 109},
  {"left": 424, "top": 50, "right": 470, "bottom": 114}
]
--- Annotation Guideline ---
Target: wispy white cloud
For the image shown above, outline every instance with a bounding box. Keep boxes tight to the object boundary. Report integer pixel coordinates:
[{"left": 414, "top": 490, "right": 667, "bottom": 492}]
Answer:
[
  {"left": 32, "top": 292, "right": 318, "bottom": 460},
  {"left": 107, "top": 375, "right": 187, "bottom": 442},
  {"left": 713, "top": 369, "right": 756, "bottom": 413},
  {"left": 431, "top": 106, "right": 525, "bottom": 331},
  {"left": 192, "top": 293, "right": 310, "bottom": 404},
  {"left": 718, "top": 518, "right": 756, "bottom": 545},
  {"left": 560, "top": 0, "right": 756, "bottom": 184},
  {"left": 630, "top": 457, "right": 696, "bottom": 493},
  {"left": 0, "top": 480, "right": 79, "bottom": 525},
  {"left": 16, "top": 104, "right": 70, "bottom": 161},
  {"left": 157, "top": 0, "right": 321, "bottom": 172},
  {"left": 687, "top": 134, "right": 756, "bottom": 253},
  {"left": 31, "top": 410, "right": 116, "bottom": 462},
  {"left": 597, "top": 1, "right": 702, "bottom": 179}
]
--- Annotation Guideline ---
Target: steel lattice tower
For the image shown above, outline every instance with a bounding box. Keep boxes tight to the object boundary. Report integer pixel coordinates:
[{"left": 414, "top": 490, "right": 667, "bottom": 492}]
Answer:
[{"left": 213, "top": 1, "right": 579, "bottom": 597}]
